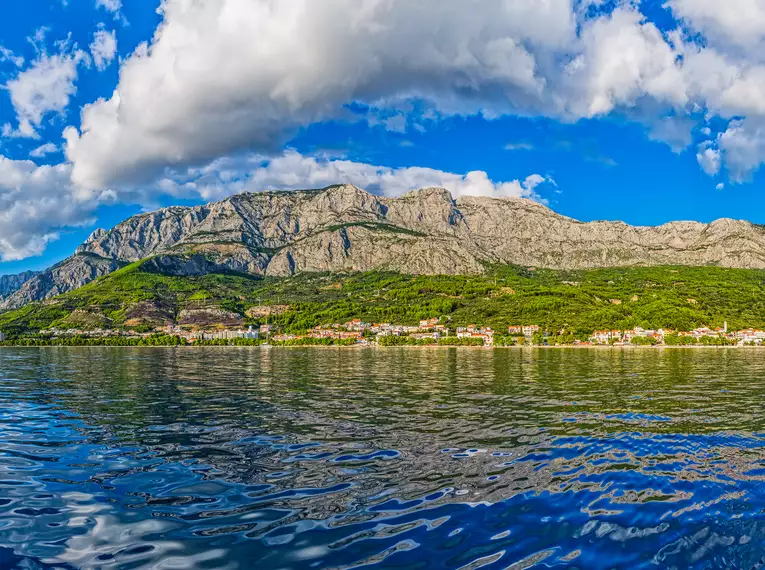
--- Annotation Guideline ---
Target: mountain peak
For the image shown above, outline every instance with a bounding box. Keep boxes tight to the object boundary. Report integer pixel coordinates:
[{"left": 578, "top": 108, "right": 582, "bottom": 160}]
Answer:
[
  {"left": 323, "top": 183, "right": 368, "bottom": 195},
  {"left": 398, "top": 187, "right": 454, "bottom": 203},
  {"left": 85, "top": 228, "right": 108, "bottom": 243}
]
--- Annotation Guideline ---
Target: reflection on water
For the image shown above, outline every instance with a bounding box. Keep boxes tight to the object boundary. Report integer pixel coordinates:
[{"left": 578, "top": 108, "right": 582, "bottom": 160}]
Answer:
[{"left": 2, "top": 347, "right": 765, "bottom": 569}]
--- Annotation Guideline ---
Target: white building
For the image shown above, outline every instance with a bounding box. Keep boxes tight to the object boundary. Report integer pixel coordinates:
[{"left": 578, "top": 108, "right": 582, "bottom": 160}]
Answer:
[
  {"left": 591, "top": 330, "right": 616, "bottom": 344},
  {"left": 242, "top": 326, "right": 259, "bottom": 339},
  {"left": 0, "top": 332, "right": 5, "bottom": 342},
  {"left": 196, "top": 327, "right": 259, "bottom": 341}
]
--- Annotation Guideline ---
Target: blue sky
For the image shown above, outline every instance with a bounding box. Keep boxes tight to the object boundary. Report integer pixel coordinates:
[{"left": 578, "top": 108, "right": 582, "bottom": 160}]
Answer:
[{"left": 3, "top": 0, "right": 765, "bottom": 274}]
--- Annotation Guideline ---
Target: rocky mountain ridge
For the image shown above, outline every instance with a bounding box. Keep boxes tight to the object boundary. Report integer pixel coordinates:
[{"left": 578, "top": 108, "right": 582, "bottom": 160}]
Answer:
[
  {"left": 0, "top": 271, "right": 39, "bottom": 300},
  {"left": 1, "top": 255, "right": 124, "bottom": 310},
  {"left": 4, "top": 184, "right": 765, "bottom": 310}
]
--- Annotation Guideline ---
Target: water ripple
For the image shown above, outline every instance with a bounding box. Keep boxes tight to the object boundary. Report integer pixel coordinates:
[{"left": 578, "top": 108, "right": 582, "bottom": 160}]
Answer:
[{"left": 2, "top": 347, "right": 765, "bottom": 568}]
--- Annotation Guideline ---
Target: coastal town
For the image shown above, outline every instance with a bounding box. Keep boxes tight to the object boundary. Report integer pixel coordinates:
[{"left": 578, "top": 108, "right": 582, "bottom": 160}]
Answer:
[{"left": 4, "top": 318, "right": 765, "bottom": 347}]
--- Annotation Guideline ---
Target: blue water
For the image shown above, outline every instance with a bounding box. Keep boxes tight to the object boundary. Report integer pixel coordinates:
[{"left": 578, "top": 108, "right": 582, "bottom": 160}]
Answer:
[{"left": 2, "top": 347, "right": 765, "bottom": 569}]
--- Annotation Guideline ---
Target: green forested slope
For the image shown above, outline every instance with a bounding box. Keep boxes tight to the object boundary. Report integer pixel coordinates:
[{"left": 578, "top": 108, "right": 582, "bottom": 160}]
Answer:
[{"left": 2, "top": 260, "right": 765, "bottom": 337}]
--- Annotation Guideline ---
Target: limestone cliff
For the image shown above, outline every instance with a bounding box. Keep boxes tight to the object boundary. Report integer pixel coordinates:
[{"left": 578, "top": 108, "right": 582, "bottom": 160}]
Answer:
[
  {"left": 0, "top": 255, "right": 123, "bottom": 310},
  {"left": 0, "top": 270, "right": 39, "bottom": 300},
  {"left": 6, "top": 184, "right": 765, "bottom": 309}
]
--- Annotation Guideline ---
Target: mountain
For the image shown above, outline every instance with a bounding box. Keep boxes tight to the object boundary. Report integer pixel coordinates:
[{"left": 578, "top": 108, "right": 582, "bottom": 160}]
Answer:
[
  {"left": 5, "top": 183, "right": 765, "bottom": 310},
  {"left": 0, "top": 271, "right": 39, "bottom": 299}
]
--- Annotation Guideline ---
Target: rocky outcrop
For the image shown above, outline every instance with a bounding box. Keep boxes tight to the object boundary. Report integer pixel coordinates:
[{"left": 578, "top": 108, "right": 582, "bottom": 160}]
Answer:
[
  {"left": 0, "top": 270, "right": 39, "bottom": 299},
  {"left": 264, "top": 225, "right": 485, "bottom": 276},
  {"left": 9, "top": 184, "right": 765, "bottom": 309},
  {"left": 178, "top": 307, "right": 243, "bottom": 327},
  {"left": 245, "top": 305, "right": 290, "bottom": 319},
  {"left": 0, "top": 254, "right": 123, "bottom": 310}
]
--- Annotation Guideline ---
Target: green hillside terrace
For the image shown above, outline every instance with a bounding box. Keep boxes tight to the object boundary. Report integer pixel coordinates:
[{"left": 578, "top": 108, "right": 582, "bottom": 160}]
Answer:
[{"left": 3, "top": 258, "right": 765, "bottom": 338}]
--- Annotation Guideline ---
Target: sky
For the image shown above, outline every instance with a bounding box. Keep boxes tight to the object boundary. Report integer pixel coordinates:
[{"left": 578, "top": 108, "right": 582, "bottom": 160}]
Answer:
[{"left": 4, "top": 0, "right": 765, "bottom": 275}]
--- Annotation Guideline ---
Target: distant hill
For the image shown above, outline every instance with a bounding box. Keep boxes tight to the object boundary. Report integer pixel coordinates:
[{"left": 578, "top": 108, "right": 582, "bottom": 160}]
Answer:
[
  {"left": 6, "top": 184, "right": 765, "bottom": 310},
  {"left": 2, "top": 260, "right": 765, "bottom": 337}
]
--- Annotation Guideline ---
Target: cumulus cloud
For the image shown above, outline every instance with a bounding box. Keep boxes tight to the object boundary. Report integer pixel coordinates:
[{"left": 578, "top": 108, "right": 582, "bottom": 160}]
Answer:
[
  {"left": 157, "top": 150, "right": 553, "bottom": 203},
  {"left": 572, "top": 8, "right": 687, "bottom": 118},
  {"left": 70, "top": 0, "right": 682, "bottom": 189},
  {"left": 90, "top": 28, "right": 117, "bottom": 71},
  {"left": 0, "top": 157, "right": 106, "bottom": 261},
  {"left": 73, "top": 0, "right": 765, "bottom": 189},
  {"left": 668, "top": 0, "right": 765, "bottom": 53},
  {"left": 4, "top": 39, "right": 87, "bottom": 138}
]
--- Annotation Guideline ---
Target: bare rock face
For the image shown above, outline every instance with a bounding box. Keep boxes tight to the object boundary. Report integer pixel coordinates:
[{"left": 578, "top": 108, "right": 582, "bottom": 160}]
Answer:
[
  {"left": 0, "top": 254, "right": 123, "bottom": 310},
  {"left": 0, "top": 270, "right": 39, "bottom": 299},
  {"left": 264, "top": 225, "right": 484, "bottom": 276},
  {"left": 76, "top": 207, "right": 210, "bottom": 261},
  {"left": 10, "top": 183, "right": 765, "bottom": 309}
]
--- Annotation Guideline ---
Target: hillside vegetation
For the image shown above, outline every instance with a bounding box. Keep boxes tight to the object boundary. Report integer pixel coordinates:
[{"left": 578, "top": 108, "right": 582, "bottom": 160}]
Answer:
[{"left": 3, "top": 260, "right": 765, "bottom": 338}]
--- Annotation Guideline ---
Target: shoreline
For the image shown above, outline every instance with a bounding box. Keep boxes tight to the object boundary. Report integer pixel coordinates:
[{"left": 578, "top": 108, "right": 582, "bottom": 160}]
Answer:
[{"left": 1, "top": 344, "right": 762, "bottom": 350}]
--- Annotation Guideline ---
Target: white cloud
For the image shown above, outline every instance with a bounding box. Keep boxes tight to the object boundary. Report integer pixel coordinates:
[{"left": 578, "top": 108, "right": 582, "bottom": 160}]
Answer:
[
  {"left": 157, "top": 150, "right": 553, "bottom": 204},
  {"left": 717, "top": 119, "right": 765, "bottom": 182},
  {"left": 0, "top": 46, "right": 24, "bottom": 68},
  {"left": 668, "top": 0, "right": 765, "bottom": 53},
  {"left": 74, "top": 1, "right": 755, "bottom": 189},
  {"left": 2, "top": 121, "right": 37, "bottom": 139},
  {"left": 697, "top": 142, "right": 721, "bottom": 176},
  {"left": 96, "top": 0, "right": 121, "bottom": 13},
  {"left": 505, "top": 142, "right": 535, "bottom": 151},
  {"left": 5, "top": 43, "right": 87, "bottom": 138},
  {"left": 716, "top": 183, "right": 725, "bottom": 190},
  {"left": 90, "top": 28, "right": 117, "bottom": 71},
  {"left": 65, "top": 0, "right": 605, "bottom": 189},
  {"left": 0, "top": 157, "right": 107, "bottom": 261},
  {"left": 571, "top": 8, "right": 687, "bottom": 118},
  {"left": 29, "top": 143, "right": 60, "bottom": 158},
  {"left": 646, "top": 115, "right": 695, "bottom": 152}
]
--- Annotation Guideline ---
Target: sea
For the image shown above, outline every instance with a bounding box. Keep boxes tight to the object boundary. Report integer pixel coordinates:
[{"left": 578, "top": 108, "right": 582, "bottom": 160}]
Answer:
[{"left": 1, "top": 347, "right": 764, "bottom": 569}]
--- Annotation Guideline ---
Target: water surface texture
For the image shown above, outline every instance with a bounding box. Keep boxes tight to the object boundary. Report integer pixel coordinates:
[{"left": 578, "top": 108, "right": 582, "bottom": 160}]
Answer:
[{"left": 2, "top": 347, "right": 765, "bottom": 569}]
